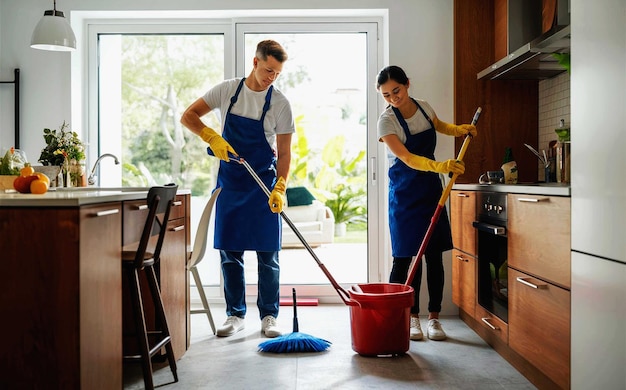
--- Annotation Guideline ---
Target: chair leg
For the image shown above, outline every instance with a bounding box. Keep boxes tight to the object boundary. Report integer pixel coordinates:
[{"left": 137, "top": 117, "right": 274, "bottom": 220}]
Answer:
[
  {"left": 145, "top": 265, "right": 178, "bottom": 383},
  {"left": 126, "top": 267, "right": 154, "bottom": 390},
  {"left": 191, "top": 266, "right": 216, "bottom": 334}
]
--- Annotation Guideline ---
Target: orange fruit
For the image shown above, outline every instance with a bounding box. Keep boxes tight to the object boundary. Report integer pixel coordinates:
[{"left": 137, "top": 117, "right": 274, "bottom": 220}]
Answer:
[
  {"left": 35, "top": 172, "right": 50, "bottom": 186},
  {"left": 13, "top": 175, "right": 37, "bottom": 193},
  {"left": 30, "top": 179, "right": 49, "bottom": 194},
  {"left": 20, "top": 164, "right": 35, "bottom": 177}
]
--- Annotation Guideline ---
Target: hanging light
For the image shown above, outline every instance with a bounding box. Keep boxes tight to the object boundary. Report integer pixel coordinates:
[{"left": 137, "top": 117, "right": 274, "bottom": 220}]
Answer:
[{"left": 30, "top": 0, "right": 76, "bottom": 52}]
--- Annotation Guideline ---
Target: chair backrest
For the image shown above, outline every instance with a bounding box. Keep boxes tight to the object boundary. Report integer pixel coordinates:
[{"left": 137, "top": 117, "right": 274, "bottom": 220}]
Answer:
[
  {"left": 187, "top": 188, "right": 221, "bottom": 269},
  {"left": 134, "top": 183, "right": 178, "bottom": 269}
]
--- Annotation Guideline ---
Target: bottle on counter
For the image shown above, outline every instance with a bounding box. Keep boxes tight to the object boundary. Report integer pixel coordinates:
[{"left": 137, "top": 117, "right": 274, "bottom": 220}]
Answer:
[
  {"left": 501, "top": 147, "right": 518, "bottom": 184},
  {"left": 555, "top": 119, "right": 571, "bottom": 183}
]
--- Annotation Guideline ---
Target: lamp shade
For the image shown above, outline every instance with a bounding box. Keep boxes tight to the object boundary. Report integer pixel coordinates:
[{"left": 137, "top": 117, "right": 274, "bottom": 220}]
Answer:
[{"left": 30, "top": 10, "right": 76, "bottom": 51}]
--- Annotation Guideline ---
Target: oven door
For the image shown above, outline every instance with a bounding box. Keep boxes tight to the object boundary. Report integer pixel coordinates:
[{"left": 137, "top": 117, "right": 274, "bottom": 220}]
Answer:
[{"left": 474, "top": 221, "right": 509, "bottom": 322}]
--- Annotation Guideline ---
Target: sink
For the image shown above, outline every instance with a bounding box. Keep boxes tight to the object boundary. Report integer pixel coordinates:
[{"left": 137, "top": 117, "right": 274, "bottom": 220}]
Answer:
[{"left": 53, "top": 186, "right": 150, "bottom": 192}]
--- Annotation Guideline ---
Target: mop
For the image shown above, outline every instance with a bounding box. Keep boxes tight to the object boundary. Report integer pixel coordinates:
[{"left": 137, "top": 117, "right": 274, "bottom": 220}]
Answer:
[{"left": 258, "top": 288, "right": 331, "bottom": 353}]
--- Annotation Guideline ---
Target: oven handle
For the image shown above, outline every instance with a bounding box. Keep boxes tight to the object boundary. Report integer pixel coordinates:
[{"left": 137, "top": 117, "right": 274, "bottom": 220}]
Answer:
[{"left": 472, "top": 221, "right": 506, "bottom": 235}]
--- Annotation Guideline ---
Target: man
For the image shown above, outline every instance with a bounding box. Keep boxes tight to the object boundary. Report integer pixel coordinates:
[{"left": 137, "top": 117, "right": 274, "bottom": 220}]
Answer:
[{"left": 181, "top": 40, "right": 294, "bottom": 338}]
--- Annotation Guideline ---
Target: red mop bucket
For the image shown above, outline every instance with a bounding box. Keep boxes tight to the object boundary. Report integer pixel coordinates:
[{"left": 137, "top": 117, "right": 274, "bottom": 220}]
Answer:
[{"left": 348, "top": 283, "right": 414, "bottom": 356}]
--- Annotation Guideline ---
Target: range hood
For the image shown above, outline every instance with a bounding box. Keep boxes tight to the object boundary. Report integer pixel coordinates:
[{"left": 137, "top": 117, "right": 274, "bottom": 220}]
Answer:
[{"left": 477, "top": 25, "right": 571, "bottom": 80}]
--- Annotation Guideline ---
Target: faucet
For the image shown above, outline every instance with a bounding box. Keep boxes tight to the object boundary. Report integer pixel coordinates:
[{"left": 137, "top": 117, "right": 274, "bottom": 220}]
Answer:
[{"left": 88, "top": 153, "right": 120, "bottom": 186}]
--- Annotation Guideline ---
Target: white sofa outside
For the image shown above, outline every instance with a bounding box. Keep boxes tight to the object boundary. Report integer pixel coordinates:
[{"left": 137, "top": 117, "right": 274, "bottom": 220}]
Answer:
[{"left": 281, "top": 200, "right": 335, "bottom": 248}]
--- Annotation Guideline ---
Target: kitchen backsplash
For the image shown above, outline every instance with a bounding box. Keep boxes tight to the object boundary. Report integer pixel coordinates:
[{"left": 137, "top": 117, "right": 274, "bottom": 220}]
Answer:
[{"left": 538, "top": 71, "right": 570, "bottom": 180}]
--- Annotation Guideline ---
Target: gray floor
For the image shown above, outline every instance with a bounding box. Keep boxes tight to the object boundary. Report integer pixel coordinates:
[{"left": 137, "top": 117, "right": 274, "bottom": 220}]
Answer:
[{"left": 123, "top": 304, "right": 535, "bottom": 389}]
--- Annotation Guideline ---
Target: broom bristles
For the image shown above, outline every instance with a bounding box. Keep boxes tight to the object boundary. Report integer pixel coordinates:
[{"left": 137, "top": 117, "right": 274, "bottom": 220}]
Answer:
[{"left": 258, "top": 332, "right": 331, "bottom": 353}]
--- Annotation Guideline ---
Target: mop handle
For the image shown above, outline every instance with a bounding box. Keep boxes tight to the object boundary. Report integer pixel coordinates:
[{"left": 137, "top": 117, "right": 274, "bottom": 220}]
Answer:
[
  {"left": 229, "top": 156, "right": 356, "bottom": 306},
  {"left": 405, "top": 107, "right": 481, "bottom": 286}
]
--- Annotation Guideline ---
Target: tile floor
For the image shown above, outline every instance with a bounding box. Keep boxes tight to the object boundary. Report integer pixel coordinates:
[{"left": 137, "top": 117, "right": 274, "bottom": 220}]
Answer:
[{"left": 123, "top": 303, "right": 535, "bottom": 390}]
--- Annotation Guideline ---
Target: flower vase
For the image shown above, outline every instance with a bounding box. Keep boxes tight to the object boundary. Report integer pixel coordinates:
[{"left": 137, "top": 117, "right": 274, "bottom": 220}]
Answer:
[
  {"left": 69, "top": 160, "right": 85, "bottom": 187},
  {"left": 61, "top": 160, "right": 70, "bottom": 187}
]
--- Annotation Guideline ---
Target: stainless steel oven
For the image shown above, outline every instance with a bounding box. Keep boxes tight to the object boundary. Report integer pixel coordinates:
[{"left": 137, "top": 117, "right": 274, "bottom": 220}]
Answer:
[{"left": 473, "top": 191, "right": 508, "bottom": 322}]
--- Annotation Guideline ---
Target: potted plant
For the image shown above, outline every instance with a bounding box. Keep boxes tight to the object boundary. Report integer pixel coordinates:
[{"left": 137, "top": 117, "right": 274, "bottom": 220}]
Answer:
[{"left": 38, "top": 121, "right": 86, "bottom": 187}]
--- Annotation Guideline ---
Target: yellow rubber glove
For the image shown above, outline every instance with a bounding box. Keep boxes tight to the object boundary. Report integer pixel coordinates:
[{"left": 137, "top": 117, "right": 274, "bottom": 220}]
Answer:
[
  {"left": 405, "top": 154, "right": 465, "bottom": 175},
  {"left": 268, "top": 176, "right": 286, "bottom": 213},
  {"left": 433, "top": 117, "right": 477, "bottom": 138},
  {"left": 200, "top": 126, "right": 237, "bottom": 161}
]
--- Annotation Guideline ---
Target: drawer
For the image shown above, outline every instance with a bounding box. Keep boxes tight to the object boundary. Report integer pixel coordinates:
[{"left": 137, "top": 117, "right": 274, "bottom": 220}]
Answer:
[
  {"left": 475, "top": 304, "right": 508, "bottom": 345},
  {"left": 169, "top": 194, "right": 186, "bottom": 221}
]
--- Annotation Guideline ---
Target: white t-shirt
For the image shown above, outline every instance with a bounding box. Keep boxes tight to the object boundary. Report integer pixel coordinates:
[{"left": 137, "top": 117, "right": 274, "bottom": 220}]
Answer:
[
  {"left": 376, "top": 98, "right": 436, "bottom": 144},
  {"left": 202, "top": 78, "right": 295, "bottom": 150}
]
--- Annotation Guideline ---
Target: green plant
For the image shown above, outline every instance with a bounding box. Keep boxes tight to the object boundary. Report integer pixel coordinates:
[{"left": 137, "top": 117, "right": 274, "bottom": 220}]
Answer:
[{"left": 38, "top": 121, "right": 86, "bottom": 166}]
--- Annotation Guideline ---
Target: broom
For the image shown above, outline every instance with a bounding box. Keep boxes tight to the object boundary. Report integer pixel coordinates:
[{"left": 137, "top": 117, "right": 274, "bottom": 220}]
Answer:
[{"left": 258, "top": 288, "right": 331, "bottom": 353}]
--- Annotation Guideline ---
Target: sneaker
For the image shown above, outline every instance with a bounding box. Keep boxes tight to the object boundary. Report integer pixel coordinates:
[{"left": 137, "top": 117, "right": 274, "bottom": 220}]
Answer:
[
  {"left": 216, "top": 316, "right": 245, "bottom": 337},
  {"left": 427, "top": 318, "right": 447, "bottom": 341},
  {"left": 409, "top": 316, "right": 423, "bottom": 341},
  {"left": 261, "top": 315, "right": 282, "bottom": 338}
]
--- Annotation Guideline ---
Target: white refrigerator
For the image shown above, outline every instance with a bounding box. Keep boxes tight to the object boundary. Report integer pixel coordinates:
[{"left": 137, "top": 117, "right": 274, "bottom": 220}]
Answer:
[{"left": 570, "top": 1, "right": 626, "bottom": 389}]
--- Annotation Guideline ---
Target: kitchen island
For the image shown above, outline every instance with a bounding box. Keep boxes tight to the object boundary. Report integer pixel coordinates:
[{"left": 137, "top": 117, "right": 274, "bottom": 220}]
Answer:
[{"left": 0, "top": 188, "right": 190, "bottom": 390}]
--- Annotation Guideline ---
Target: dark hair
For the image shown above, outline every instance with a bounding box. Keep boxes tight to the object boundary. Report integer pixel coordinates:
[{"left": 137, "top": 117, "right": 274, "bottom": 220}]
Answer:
[
  {"left": 376, "top": 65, "right": 409, "bottom": 89},
  {"left": 256, "top": 40, "right": 288, "bottom": 63}
]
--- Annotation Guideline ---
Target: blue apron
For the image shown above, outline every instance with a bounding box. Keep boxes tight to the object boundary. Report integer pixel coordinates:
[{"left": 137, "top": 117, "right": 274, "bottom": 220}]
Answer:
[
  {"left": 388, "top": 99, "right": 453, "bottom": 257},
  {"left": 210, "top": 78, "right": 281, "bottom": 251}
]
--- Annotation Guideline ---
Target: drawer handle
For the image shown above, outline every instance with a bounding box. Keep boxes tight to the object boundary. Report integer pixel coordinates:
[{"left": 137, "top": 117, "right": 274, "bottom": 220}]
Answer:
[
  {"left": 136, "top": 204, "right": 148, "bottom": 210},
  {"left": 517, "top": 197, "right": 549, "bottom": 203},
  {"left": 95, "top": 209, "right": 120, "bottom": 217},
  {"left": 171, "top": 225, "right": 185, "bottom": 232},
  {"left": 455, "top": 193, "right": 470, "bottom": 198},
  {"left": 516, "top": 277, "right": 547, "bottom": 289},
  {"left": 481, "top": 317, "right": 499, "bottom": 330},
  {"left": 173, "top": 201, "right": 183, "bottom": 207},
  {"left": 455, "top": 255, "right": 469, "bottom": 262}
]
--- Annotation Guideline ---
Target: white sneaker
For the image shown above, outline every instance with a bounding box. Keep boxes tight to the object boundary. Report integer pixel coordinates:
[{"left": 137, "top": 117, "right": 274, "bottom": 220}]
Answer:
[
  {"left": 216, "top": 316, "right": 245, "bottom": 337},
  {"left": 261, "top": 315, "right": 282, "bottom": 338},
  {"left": 427, "top": 318, "right": 447, "bottom": 341},
  {"left": 409, "top": 316, "right": 423, "bottom": 341}
]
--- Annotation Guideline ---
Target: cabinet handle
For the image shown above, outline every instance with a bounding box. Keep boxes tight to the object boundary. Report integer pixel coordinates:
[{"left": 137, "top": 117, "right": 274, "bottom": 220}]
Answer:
[
  {"left": 517, "top": 197, "right": 549, "bottom": 203},
  {"left": 481, "top": 317, "right": 500, "bottom": 330},
  {"left": 136, "top": 204, "right": 148, "bottom": 210},
  {"left": 455, "top": 193, "right": 470, "bottom": 198},
  {"left": 173, "top": 201, "right": 183, "bottom": 207},
  {"left": 455, "top": 255, "right": 469, "bottom": 262},
  {"left": 171, "top": 225, "right": 185, "bottom": 232},
  {"left": 516, "top": 277, "right": 547, "bottom": 289},
  {"left": 95, "top": 209, "right": 120, "bottom": 217}
]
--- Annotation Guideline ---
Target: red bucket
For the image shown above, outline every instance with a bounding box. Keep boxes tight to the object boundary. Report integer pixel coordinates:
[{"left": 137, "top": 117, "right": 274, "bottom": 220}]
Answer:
[{"left": 348, "top": 283, "right": 414, "bottom": 356}]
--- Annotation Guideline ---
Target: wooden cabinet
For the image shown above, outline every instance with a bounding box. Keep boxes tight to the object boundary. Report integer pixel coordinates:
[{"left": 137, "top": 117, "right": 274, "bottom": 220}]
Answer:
[
  {"left": 508, "top": 268, "right": 570, "bottom": 389},
  {"left": 122, "top": 194, "right": 189, "bottom": 360},
  {"left": 508, "top": 194, "right": 571, "bottom": 288},
  {"left": 507, "top": 193, "right": 570, "bottom": 388},
  {"left": 450, "top": 190, "right": 478, "bottom": 318},
  {"left": 0, "top": 202, "right": 122, "bottom": 389}
]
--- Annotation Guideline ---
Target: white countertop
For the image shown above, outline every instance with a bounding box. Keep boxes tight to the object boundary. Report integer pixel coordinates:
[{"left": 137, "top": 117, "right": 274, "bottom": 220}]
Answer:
[
  {"left": 0, "top": 187, "right": 190, "bottom": 207},
  {"left": 453, "top": 182, "right": 571, "bottom": 196}
]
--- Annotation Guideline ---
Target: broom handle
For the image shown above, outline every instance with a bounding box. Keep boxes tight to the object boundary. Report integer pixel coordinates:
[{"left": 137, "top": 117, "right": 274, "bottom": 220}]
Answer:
[
  {"left": 230, "top": 156, "right": 356, "bottom": 306},
  {"left": 405, "top": 107, "right": 481, "bottom": 286},
  {"left": 292, "top": 288, "right": 299, "bottom": 333}
]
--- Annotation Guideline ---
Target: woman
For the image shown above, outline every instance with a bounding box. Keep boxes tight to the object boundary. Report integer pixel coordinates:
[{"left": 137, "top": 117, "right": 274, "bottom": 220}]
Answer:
[{"left": 376, "top": 65, "right": 476, "bottom": 341}]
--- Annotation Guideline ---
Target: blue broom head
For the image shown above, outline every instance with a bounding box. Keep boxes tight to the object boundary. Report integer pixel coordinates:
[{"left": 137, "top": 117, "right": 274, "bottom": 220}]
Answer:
[{"left": 258, "top": 332, "right": 331, "bottom": 353}]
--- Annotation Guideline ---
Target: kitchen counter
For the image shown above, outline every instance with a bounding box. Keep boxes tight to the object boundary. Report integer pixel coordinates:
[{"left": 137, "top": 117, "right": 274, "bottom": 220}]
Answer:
[
  {"left": 0, "top": 187, "right": 191, "bottom": 206},
  {"left": 453, "top": 182, "right": 570, "bottom": 196}
]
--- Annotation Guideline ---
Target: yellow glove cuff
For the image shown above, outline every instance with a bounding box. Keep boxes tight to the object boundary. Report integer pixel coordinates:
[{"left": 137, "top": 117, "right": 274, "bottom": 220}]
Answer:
[
  {"left": 433, "top": 117, "right": 461, "bottom": 136},
  {"left": 199, "top": 126, "right": 218, "bottom": 144}
]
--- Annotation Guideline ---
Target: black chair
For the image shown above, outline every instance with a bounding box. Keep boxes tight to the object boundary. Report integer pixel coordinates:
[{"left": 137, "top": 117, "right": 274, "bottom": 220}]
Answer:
[{"left": 122, "top": 184, "right": 179, "bottom": 389}]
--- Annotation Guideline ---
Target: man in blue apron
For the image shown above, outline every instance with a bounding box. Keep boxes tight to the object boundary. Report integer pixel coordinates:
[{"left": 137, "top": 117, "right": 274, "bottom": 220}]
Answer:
[
  {"left": 375, "top": 66, "right": 476, "bottom": 341},
  {"left": 181, "top": 40, "right": 294, "bottom": 338}
]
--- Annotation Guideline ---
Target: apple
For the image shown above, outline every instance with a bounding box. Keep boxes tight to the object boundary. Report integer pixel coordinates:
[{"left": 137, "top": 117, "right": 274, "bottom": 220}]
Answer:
[{"left": 13, "top": 175, "right": 38, "bottom": 193}]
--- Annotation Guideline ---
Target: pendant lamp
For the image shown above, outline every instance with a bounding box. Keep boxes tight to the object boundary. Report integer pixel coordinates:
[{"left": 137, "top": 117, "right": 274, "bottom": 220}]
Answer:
[{"left": 30, "top": 0, "right": 76, "bottom": 51}]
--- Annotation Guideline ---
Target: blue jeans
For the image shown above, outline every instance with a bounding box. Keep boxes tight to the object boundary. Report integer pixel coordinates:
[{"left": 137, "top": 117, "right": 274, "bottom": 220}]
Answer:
[{"left": 220, "top": 250, "right": 280, "bottom": 320}]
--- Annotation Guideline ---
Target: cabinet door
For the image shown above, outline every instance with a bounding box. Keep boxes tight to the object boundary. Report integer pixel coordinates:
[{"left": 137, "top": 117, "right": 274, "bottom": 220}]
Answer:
[
  {"left": 160, "top": 217, "right": 187, "bottom": 359},
  {"left": 508, "top": 194, "right": 571, "bottom": 288},
  {"left": 450, "top": 190, "right": 477, "bottom": 256},
  {"left": 509, "top": 268, "right": 570, "bottom": 389},
  {"left": 451, "top": 249, "right": 476, "bottom": 317}
]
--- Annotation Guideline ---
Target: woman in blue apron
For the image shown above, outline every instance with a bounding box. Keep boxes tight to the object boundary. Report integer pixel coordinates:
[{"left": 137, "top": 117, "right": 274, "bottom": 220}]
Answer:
[
  {"left": 376, "top": 66, "right": 476, "bottom": 341},
  {"left": 181, "top": 40, "right": 294, "bottom": 339}
]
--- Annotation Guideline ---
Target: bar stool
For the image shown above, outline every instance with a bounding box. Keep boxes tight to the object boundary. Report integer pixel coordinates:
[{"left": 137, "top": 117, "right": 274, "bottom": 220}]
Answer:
[{"left": 122, "top": 184, "right": 179, "bottom": 390}]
